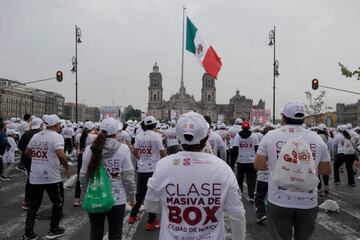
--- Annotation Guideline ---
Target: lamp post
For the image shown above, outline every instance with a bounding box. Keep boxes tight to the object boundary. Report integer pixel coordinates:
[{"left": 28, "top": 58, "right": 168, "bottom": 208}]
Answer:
[
  {"left": 71, "top": 25, "right": 82, "bottom": 123},
  {"left": 268, "top": 26, "right": 279, "bottom": 124}
]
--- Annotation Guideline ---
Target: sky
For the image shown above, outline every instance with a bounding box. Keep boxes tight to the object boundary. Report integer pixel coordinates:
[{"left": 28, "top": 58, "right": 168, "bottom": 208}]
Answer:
[{"left": 1, "top": 0, "right": 360, "bottom": 118}]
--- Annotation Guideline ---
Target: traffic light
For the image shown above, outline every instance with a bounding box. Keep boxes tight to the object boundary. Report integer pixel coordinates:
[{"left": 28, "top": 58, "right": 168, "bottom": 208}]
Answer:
[
  {"left": 312, "top": 78, "right": 319, "bottom": 90},
  {"left": 56, "top": 71, "right": 63, "bottom": 82}
]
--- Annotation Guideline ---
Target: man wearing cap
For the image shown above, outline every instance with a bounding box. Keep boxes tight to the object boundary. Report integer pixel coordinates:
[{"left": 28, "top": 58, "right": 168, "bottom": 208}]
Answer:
[
  {"left": 128, "top": 116, "right": 166, "bottom": 231},
  {"left": 254, "top": 101, "right": 331, "bottom": 240},
  {"left": 18, "top": 117, "right": 44, "bottom": 210},
  {"left": 144, "top": 112, "right": 246, "bottom": 240},
  {"left": 23, "top": 115, "right": 70, "bottom": 240},
  {"left": 233, "top": 121, "right": 259, "bottom": 203},
  {"left": 165, "top": 120, "right": 180, "bottom": 155},
  {"left": 228, "top": 118, "right": 242, "bottom": 170}
]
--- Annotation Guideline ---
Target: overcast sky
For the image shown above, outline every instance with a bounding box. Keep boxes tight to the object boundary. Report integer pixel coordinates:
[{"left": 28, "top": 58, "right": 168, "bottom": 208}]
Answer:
[{"left": 1, "top": 0, "right": 360, "bottom": 118}]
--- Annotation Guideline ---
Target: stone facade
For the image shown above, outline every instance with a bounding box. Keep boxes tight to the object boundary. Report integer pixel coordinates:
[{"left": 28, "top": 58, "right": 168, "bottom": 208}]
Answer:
[
  {"left": 336, "top": 101, "right": 360, "bottom": 126},
  {"left": 146, "top": 63, "right": 265, "bottom": 123},
  {"left": 0, "top": 78, "right": 64, "bottom": 119},
  {"left": 64, "top": 102, "right": 100, "bottom": 122}
]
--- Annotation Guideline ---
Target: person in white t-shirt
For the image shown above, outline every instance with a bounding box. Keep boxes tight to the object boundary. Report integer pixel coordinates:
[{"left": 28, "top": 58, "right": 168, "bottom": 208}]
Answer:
[
  {"left": 144, "top": 112, "right": 246, "bottom": 240},
  {"left": 233, "top": 121, "right": 259, "bottom": 203},
  {"left": 1, "top": 129, "right": 19, "bottom": 180},
  {"left": 116, "top": 121, "right": 132, "bottom": 146},
  {"left": 254, "top": 101, "right": 331, "bottom": 240},
  {"left": 23, "top": 114, "right": 70, "bottom": 240},
  {"left": 62, "top": 123, "right": 75, "bottom": 154},
  {"left": 204, "top": 116, "right": 227, "bottom": 161},
  {"left": 80, "top": 118, "right": 136, "bottom": 240},
  {"left": 228, "top": 118, "right": 242, "bottom": 170},
  {"left": 128, "top": 116, "right": 166, "bottom": 231},
  {"left": 165, "top": 120, "right": 180, "bottom": 155}
]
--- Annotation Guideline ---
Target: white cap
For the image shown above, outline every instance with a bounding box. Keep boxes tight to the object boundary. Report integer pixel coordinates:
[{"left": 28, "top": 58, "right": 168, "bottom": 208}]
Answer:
[
  {"left": 338, "top": 125, "right": 346, "bottom": 132},
  {"left": 44, "top": 114, "right": 61, "bottom": 127},
  {"left": 170, "top": 120, "right": 176, "bottom": 126},
  {"left": 31, "top": 118, "right": 43, "bottom": 129},
  {"left": 318, "top": 124, "right": 327, "bottom": 131},
  {"left": 346, "top": 123, "right": 352, "bottom": 130},
  {"left": 95, "top": 122, "right": 101, "bottom": 130},
  {"left": 6, "top": 128, "right": 18, "bottom": 136},
  {"left": 235, "top": 118, "right": 243, "bottom": 125},
  {"left": 118, "top": 121, "right": 124, "bottom": 131},
  {"left": 84, "top": 121, "right": 95, "bottom": 130},
  {"left": 144, "top": 116, "right": 157, "bottom": 126},
  {"left": 176, "top": 112, "right": 209, "bottom": 145},
  {"left": 280, "top": 101, "right": 305, "bottom": 120},
  {"left": 100, "top": 118, "right": 118, "bottom": 136}
]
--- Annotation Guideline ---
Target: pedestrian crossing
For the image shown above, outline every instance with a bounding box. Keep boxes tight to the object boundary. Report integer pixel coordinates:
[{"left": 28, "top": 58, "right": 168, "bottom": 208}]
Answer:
[{"left": 0, "top": 170, "right": 360, "bottom": 240}]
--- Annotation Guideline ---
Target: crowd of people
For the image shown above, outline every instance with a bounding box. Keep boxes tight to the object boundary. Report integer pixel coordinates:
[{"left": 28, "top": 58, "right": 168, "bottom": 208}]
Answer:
[{"left": 0, "top": 100, "right": 359, "bottom": 240}]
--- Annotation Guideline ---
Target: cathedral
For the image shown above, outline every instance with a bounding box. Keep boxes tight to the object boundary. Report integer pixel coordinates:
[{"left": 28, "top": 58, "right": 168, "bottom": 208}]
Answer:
[{"left": 147, "top": 63, "right": 265, "bottom": 123}]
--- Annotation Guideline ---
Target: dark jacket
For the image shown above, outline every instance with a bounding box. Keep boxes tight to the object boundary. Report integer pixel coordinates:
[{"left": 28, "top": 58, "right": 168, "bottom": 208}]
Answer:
[
  {"left": 18, "top": 129, "right": 42, "bottom": 168},
  {"left": 0, "top": 130, "right": 10, "bottom": 156}
]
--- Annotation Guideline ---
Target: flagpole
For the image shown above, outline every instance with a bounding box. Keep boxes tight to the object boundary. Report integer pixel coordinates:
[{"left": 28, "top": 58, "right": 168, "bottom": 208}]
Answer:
[{"left": 180, "top": 6, "right": 186, "bottom": 114}]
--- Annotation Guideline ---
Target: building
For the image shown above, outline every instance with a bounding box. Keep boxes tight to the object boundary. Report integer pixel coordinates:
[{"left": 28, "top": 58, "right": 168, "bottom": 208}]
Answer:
[
  {"left": 64, "top": 102, "right": 100, "bottom": 122},
  {"left": 336, "top": 101, "right": 360, "bottom": 126},
  {"left": 304, "top": 111, "right": 337, "bottom": 127},
  {"left": 0, "top": 78, "right": 64, "bottom": 119},
  {"left": 99, "top": 106, "right": 122, "bottom": 119},
  {"left": 146, "top": 63, "right": 265, "bottom": 123}
]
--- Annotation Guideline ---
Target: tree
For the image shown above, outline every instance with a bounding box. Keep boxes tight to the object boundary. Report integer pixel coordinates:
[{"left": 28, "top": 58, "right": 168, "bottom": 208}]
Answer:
[
  {"left": 123, "top": 105, "right": 142, "bottom": 121},
  {"left": 304, "top": 90, "right": 326, "bottom": 115},
  {"left": 339, "top": 62, "right": 360, "bottom": 80}
]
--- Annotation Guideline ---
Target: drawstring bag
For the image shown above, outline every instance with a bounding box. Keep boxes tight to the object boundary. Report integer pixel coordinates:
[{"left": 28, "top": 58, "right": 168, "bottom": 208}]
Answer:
[
  {"left": 272, "top": 136, "right": 319, "bottom": 194},
  {"left": 82, "top": 164, "right": 114, "bottom": 213}
]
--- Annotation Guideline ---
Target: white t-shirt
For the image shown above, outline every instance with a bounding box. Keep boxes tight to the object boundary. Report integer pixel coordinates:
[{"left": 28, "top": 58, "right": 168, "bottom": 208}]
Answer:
[
  {"left": 62, "top": 127, "right": 75, "bottom": 139},
  {"left": 257, "top": 125, "right": 330, "bottom": 209},
  {"left": 233, "top": 132, "right": 259, "bottom": 163},
  {"left": 215, "top": 129, "right": 230, "bottom": 150},
  {"left": 228, "top": 125, "right": 242, "bottom": 148},
  {"left": 256, "top": 170, "right": 269, "bottom": 183},
  {"left": 3, "top": 137, "right": 18, "bottom": 163},
  {"left": 134, "top": 130, "right": 165, "bottom": 173},
  {"left": 165, "top": 127, "right": 179, "bottom": 147},
  {"left": 255, "top": 132, "right": 264, "bottom": 143},
  {"left": 208, "top": 131, "right": 225, "bottom": 156},
  {"left": 28, "top": 130, "right": 64, "bottom": 184},
  {"left": 145, "top": 151, "right": 244, "bottom": 240},
  {"left": 81, "top": 141, "right": 134, "bottom": 205},
  {"left": 333, "top": 133, "right": 354, "bottom": 154}
]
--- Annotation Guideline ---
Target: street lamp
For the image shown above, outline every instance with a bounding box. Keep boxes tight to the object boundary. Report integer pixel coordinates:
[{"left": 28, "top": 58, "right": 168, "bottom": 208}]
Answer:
[
  {"left": 71, "top": 25, "right": 82, "bottom": 123},
  {"left": 268, "top": 26, "right": 279, "bottom": 124}
]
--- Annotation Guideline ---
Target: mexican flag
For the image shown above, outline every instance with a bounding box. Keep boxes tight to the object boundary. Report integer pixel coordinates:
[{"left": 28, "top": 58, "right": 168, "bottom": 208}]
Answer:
[{"left": 186, "top": 17, "right": 222, "bottom": 79}]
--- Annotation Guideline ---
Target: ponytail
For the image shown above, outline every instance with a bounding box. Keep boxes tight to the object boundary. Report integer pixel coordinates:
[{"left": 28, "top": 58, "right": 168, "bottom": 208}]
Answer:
[
  {"left": 80, "top": 129, "right": 89, "bottom": 151},
  {"left": 87, "top": 130, "right": 107, "bottom": 178}
]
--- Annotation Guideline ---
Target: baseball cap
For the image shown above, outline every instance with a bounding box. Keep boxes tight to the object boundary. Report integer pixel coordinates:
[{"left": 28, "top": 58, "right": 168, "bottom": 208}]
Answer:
[
  {"left": 338, "top": 125, "right": 346, "bottom": 132},
  {"left": 235, "top": 118, "right": 243, "bottom": 125},
  {"left": 31, "top": 118, "right": 43, "bottom": 129},
  {"left": 118, "top": 121, "right": 124, "bottom": 131},
  {"left": 176, "top": 112, "right": 209, "bottom": 145},
  {"left": 144, "top": 116, "right": 157, "bottom": 126},
  {"left": 318, "top": 124, "right": 327, "bottom": 132},
  {"left": 6, "top": 128, "right": 18, "bottom": 136},
  {"left": 280, "top": 101, "right": 305, "bottom": 120},
  {"left": 44, "top": 114, "right": 61, "bottom": 127},
  {"left": 242, "top": 121, "right": 250, "bottom": 129},
  {"left": 100, "top": 118, "right": 118, "bottom": 136},
  {"left": 346, "top": 123, "right": 352, "bottom": 130},
  {"left": 84, "top": 121, "right": 95, "bottom": 130}
]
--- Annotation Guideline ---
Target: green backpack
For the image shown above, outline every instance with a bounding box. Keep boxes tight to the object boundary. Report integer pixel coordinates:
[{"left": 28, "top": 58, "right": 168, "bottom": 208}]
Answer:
[{"left": 82, "top": 164, "right": 115, "bottom": 213}]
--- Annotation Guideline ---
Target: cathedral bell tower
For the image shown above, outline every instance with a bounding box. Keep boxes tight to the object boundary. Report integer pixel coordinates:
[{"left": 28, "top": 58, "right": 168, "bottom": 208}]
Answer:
[
  {"left": 201, "top": 73, "right": 216, "bottom": 104},
  {"left": 148, "top": 62, "right": 163, "bottom": 105}
]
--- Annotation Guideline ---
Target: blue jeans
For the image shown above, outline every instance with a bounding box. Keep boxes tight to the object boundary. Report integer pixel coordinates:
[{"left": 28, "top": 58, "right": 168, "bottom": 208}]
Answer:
[{"left": 88, "top": 204, "right": 126, "bottom": 240}]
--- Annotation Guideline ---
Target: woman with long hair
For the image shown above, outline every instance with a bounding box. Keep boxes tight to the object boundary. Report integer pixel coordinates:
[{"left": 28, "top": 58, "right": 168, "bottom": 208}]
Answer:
[
  {"left": 333, "top": 125, "right": 357, "bottom": 186},
  {"left": 80, "top": 118, "right": 136, "bottom": 240},
  {"left": 73, "top": 121, "right": 96, "bottom": 206}
]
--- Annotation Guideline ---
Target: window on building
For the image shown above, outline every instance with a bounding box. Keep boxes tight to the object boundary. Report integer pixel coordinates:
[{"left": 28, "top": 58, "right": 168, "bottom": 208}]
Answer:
[{"left": 208, "top": 94, "right": 211, "bottom": 102}]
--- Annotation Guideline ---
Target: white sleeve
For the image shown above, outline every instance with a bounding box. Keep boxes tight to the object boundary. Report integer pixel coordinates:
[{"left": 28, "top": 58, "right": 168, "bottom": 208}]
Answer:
[
  {"left": 224, "top": 172, "right": 246, "bottom": 240},
  {"left": 252, "top": 134, "right": 259, "bottom": 146},
  {"left": 256, "top": 133, "right": 269, "bottom": 156},
  {"left": 54, "top": 135, "right": 65, "bottom": 150}
]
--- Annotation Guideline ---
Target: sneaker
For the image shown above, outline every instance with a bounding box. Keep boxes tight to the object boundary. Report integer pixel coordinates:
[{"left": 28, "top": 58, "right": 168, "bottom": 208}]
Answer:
[
  {"left": 16, "top": 166, "right": 26, "bottom": 173},
  {"left": 0, "top": 175, "right": 10, "bottom": 181},
  {"left": 256, "top": 215, "right": 267, "bottom": 224},
  {"left": 334, "top": 181, "right": 340, "bottom": 185},
  {"left": 146, "top": 219, "right": 160, "bottom": 231},
  {"left": 128, "top": 215, "right": 140, "bottom": 224},
  {"left": 46, "top": 226, "right": 65, "bottom": 239},
  {"left": 72, "top": 199, "right": 81, "bottom": 207},
  {"left": 23, "top": 232, "right": 38, "bottom": 240},
  {"left": 22, "top": 201, "right": 29, "bottom": 210}
]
